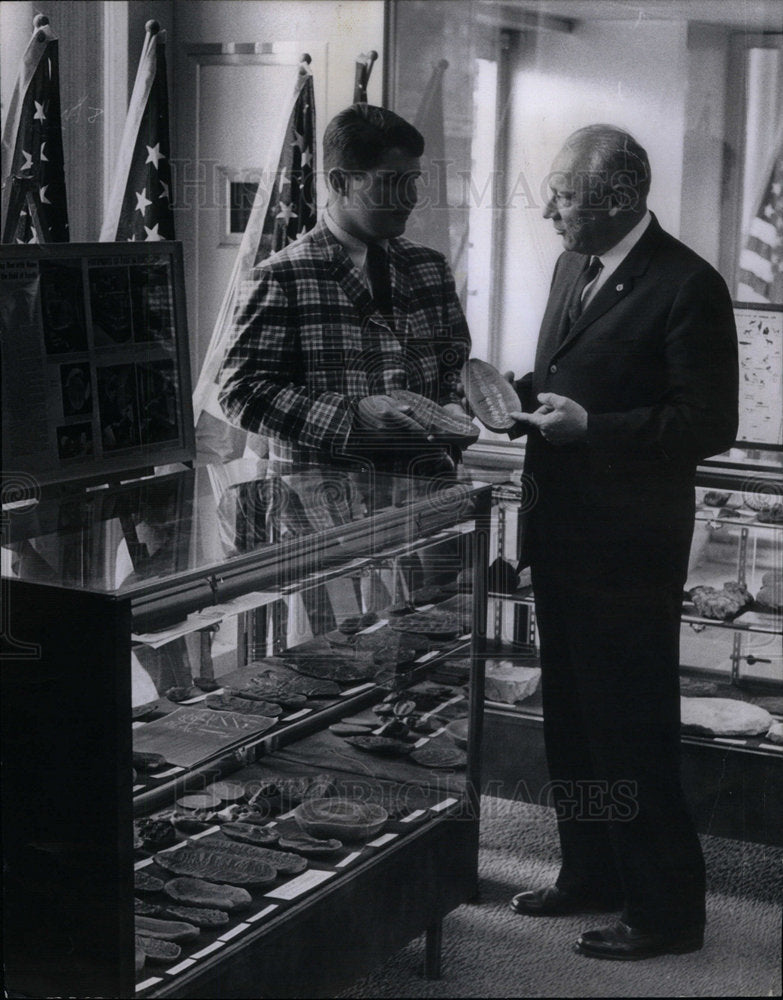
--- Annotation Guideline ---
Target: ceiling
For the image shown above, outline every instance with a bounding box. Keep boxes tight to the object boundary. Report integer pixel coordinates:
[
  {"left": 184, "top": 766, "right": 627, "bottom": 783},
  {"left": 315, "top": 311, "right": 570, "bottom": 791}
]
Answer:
[{"left": 489, "top": 0, "right": 783, "bottom": 31}]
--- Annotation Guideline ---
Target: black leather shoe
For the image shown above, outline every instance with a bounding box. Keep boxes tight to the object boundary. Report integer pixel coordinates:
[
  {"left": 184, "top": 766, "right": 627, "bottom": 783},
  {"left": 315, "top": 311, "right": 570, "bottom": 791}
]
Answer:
[
  {"left": 575, "top": 920, "right": 705, "bottom": 960},
  {"left": 509, "top": 885, "right": 620, "bottom": 917}
]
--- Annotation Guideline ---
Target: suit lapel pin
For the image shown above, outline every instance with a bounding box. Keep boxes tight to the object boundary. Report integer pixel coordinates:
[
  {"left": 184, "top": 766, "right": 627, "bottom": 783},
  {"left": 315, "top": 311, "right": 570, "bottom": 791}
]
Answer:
[{"left": 616, "top": 283, "right": 624, "bottom": 292}]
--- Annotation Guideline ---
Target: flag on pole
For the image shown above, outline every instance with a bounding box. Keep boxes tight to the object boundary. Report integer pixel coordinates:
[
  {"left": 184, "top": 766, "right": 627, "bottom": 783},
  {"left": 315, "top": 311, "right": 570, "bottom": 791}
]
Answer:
[
  {"left": 100, "top": 20, "right": 174, "bottom": 242},
  {"left": 408, "top": 59, "right": 451, "bottom": 263},
  {"left": 353, "top": 50, "right": 378, "bottom": 103},
  {"left": 192, "top": 58, "right": 317, "bottom": 462},
  {"left": 737, "top": 136, "right": 783, "bottom": 303},
  {"left": 255, "top": 64, "right": 317, "bottom": 261},
  {"left": 1, "top": 14, "right": 69, "bottom": 244}
]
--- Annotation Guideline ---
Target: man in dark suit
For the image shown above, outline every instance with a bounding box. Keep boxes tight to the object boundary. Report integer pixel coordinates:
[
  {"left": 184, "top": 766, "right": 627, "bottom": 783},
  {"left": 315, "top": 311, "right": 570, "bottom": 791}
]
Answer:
[
  {"left": 218, "top": 103, "right": 470, "bottom": 476},
  {"left": 506, "top": 125, "right": 739, "bottom": 959}
]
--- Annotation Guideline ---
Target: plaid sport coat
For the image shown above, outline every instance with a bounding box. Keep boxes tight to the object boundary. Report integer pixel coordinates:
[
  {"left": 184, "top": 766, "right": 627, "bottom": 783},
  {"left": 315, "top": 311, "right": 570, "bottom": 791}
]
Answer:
[{"left": 218, "top": 218, "right": 471, "bottom": 468}]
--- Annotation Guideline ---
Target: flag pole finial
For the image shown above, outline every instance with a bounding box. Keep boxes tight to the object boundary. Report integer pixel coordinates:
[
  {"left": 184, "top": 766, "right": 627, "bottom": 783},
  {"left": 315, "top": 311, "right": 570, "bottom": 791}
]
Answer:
[{"left": 146, "top": 20, "right": 161, "bottom": 35}]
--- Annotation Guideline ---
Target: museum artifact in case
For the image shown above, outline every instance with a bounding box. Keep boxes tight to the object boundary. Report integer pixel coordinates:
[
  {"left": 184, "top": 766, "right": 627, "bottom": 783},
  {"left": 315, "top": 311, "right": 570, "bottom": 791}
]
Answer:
[{"left": 1, "top": 462, "right": 493, "bottom": 998}]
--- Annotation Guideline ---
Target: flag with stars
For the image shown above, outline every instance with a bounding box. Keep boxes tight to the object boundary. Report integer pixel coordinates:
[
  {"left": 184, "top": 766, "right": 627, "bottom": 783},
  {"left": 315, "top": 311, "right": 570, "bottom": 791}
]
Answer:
[
  {"left": 737, "top": 142, "right": 783, "bottom": 303},
  {"left": 192, "top": 61, "right": 317, "bottom": 462},
  {"left": 1, "top": 16, "right": 69, "bottom": 244},
  {"left": 255, "top": 70, "right": 316, "bottom": 261},
  {"left": 100, "top": 21, "right": 173, "bottom": 242}
]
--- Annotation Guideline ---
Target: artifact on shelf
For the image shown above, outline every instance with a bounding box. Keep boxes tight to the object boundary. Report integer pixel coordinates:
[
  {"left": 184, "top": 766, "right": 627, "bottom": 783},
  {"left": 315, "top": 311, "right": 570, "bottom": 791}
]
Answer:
[
  {"left": 410, "top": 743, "right": 467, "bottom": 769},
  {"left": 176, "top": 792, "right": 223, "bottom": 811},
  {"left": 208, "top": 821, "right": 278, "bottom": 847},
  {"left": 153, "top": 846, "right": 277, "bottom": 885},
  {"left": 136, "top": 934, "right": 181, "bottom": 963},
  {"left": 165, "top": 685, "right": 205, "bottom": 703},
  {"left": 206, "top": 780, "right": 247, "bottom": 802},
  {"left": 276, "top": 832, "right": 344, "bottom": 856},
  {"left": 679, "top": 677, "right": 721, "bottom": 697},
  {"left": 162, "top": 876, "right": 252, "bottom": 910},
  {"left": 743, "top": 489, "right": 783, "bottom": 512},
  {"left": 344, "top": 734, "right": 414, "bottom": 756},
  {"left": 484, "top": 660, "right": 541, "bottom": 704},
  {"left": 135, "top": 817, "right": 177, "bottom": 851},
  {"left": 133, "top": 750, "right": 167, "bottom": 772},
  {"left": 755, "top": 571, "right": 783, "bottom": 611},
  {"left": 169, "top": 810, "right": 219, "bottom": 833},
  {"left": 294, "top": 797, "right": 388, "bottom": 840},
  {"left": 329, "top": 722, "right": 374, "bottom": 735},
  {"left": 246, "top": 772, "right": 338, "bottom": 811},
  {"left": 444, "top": 718, "right": 469, "bottom": 749},
  {"left": 135, "top": 898, "right": 162, "bottom": 917},
  {"left": 202, "top": 835, "right": 308, "bottom": 874},
  {"left": 135, "top": 871, "right": 165, "bottom": 894},
  {"left": 756, "top": 504, "right": 783, "bottom": 523},
  {"left": 766, "top": 721, "right": 783, "bottom": 744},
  {"left": 389, "top": 608, "right": 467, "bottom": 638},
  {"left": 338, "top": 611, "right": 379, "bottom": 634},
  {"left": 688, "top": 581, "right": 753, "bottom": 620},
  {"left": 205, "top": 693, "right": 283, "bottom": 717},
  {"left": 680, "top": 697, "right": 774, "bottom": 736},
  {"left": 160, "top": 904, "right": 230, "bottom": 928},
  {"left": 703, "top": 490, "right": 731, "bottom": 507},
  {"left": 135, "top": 915, "right": 200, "bottom": 942},
  {"left": 488, "top": 557, "right": 519, "bottom": 595}
]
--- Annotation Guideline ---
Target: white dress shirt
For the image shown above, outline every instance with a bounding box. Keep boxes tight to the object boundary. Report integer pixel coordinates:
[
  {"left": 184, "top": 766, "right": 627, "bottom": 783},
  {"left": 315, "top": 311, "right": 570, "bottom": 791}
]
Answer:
[
  {"left": 323, "top": 210, "right": 388, "bottom": 291},
  {"left": 582, "top": 210, "right": 652, "bottom": 308}
]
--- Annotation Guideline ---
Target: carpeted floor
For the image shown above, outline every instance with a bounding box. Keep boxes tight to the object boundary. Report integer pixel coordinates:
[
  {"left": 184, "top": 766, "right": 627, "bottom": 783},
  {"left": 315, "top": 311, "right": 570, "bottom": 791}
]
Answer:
[{"left": 340, "top": 797, "right": 782, "bottom": 998}]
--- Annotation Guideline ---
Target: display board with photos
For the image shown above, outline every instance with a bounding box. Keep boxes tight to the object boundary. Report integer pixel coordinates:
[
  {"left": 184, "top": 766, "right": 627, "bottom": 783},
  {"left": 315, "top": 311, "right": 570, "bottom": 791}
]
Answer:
[
  {"left": 0, "top": 242, "right": 195, "bottom": 490},
  {"left": 733, "top": 302, "right": 783, "bottom": 451}
]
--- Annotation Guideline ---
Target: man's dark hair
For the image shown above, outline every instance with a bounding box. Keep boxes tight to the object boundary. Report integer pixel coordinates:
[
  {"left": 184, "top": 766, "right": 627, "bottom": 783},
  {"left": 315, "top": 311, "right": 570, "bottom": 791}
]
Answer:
[
  {"left": 565, "top": 124, "right": 651, "bottom": 211},
  {"left": 323, "top": 104, "right": 424, "bottom": 173}
]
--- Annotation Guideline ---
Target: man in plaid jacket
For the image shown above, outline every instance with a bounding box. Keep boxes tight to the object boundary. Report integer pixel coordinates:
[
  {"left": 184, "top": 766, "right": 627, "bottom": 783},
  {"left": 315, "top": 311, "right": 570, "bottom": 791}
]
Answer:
[{"left": 218, "top": 104, "right": 471, "bottom": 475}]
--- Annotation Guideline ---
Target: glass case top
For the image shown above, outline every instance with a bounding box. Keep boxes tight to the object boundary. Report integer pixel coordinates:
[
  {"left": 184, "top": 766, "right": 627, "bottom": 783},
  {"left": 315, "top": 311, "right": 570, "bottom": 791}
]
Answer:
[{"left": 1, "top": 464, "right": 487, "bottom": 598}]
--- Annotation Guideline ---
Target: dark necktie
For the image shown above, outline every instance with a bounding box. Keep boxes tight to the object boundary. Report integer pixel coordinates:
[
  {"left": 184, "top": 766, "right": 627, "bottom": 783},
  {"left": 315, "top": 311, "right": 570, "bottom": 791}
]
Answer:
[
  {"left": 568, "top": 254, "right": 603, "bottom": 324},
  {"left": 366, "top": 242, "right": 394, "bottom": 329}
]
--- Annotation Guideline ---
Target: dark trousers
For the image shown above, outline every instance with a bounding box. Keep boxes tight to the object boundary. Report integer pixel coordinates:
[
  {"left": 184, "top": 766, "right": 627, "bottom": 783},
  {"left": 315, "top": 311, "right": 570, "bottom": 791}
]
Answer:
[{"left": 531, "top": 566, "right": 706, "bottom": 932}]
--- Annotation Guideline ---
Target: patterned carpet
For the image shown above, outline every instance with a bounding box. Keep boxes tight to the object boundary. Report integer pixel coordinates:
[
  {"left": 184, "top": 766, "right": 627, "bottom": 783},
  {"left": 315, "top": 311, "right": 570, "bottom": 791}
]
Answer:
[{"left": 340, "top": 797, "right": 782, "bottom": 998}]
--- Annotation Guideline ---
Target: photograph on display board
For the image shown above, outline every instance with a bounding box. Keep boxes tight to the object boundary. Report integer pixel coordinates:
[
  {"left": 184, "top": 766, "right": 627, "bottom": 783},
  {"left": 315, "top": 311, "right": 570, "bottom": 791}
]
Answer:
[
  {"left": 97, "top": 363, "right": 140, "bottom": 451},
  {"left": 130, "top": 261, "right": 175, "bottom": 343},
  {"left": 38, "top": 261, "right": 88, "bottom": 354},
  {"left": 136, "top": 358, "right": 180, "bottom": 445},
  {"left": 88, "top": 265, "right": 134, "bottom": 346},
  {"left": 56, "top": 420, "right": 94, "bottom": 461},
  {"left": 59, "top": 362, "right": 92, "bottom": 417}
]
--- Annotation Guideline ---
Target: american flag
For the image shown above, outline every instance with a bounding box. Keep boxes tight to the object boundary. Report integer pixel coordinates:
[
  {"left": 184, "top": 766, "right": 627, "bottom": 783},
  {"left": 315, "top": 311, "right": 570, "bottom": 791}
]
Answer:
[
  {"left": 192, "top": 60, "right": 317, "bottom": 461},
  {"left": 0, "top": 15, "right": 69, "bottom": 244},
  {"left": 100, "top": 21, "right": 174, "bottom": 242},
  {"left": 254, "top": 69, "right": 317, "bottom": 261},
  {"left": 737, "top": 145, "right": 783, "bottom": 303}
]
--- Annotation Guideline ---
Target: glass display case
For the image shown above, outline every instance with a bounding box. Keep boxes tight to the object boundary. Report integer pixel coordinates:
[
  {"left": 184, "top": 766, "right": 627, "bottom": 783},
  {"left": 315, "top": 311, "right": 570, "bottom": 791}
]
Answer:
[
  {"left": 476, "top": 460, "right": 782, "bottom": 845},
  {"left": 1, "top": 463, "right": 492, "bottom": 999}
]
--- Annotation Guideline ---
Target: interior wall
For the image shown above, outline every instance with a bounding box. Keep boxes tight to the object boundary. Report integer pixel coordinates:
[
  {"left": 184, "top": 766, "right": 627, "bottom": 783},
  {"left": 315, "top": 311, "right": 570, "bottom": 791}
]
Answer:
[
  {"left": 497, "top": 17, "right": 689, "bottom": 378},
  {"left": 171, "top": 0, "right": 386, "bottom": 379}
]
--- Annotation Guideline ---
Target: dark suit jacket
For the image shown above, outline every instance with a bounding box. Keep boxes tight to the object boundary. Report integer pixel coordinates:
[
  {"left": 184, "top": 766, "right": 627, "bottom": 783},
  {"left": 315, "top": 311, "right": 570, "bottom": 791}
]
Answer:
[{"left": 515, "top": 215, "right": 739, "bottom": 587}]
